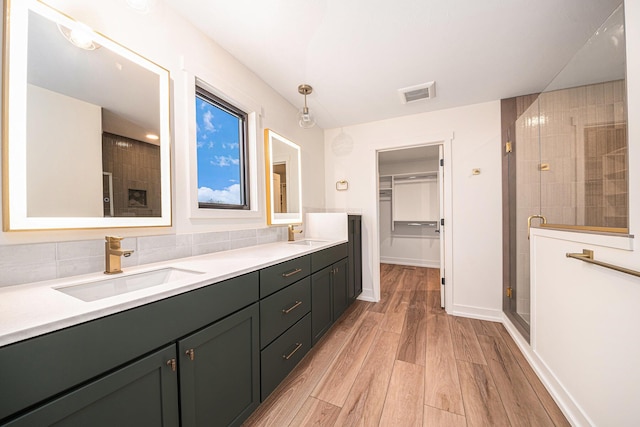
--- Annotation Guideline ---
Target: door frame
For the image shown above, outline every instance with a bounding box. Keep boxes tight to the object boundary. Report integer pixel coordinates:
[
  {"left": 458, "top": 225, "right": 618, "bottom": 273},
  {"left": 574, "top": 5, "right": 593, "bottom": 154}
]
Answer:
[{"left": 372, "top": 135, "right": 453, "bottom": 311}]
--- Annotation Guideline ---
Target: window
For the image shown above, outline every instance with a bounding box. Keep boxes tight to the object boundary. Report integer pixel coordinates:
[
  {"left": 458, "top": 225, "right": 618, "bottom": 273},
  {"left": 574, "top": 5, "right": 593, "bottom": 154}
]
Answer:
[{"left": 195, "top": 86, "right": 249, "bottom": 209}]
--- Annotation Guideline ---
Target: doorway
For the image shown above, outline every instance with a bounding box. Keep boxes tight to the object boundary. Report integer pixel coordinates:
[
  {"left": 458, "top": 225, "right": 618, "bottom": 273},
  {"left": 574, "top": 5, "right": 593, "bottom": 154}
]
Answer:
[{"left": 377, "top": 144, "right": 445, "bottom": 306}]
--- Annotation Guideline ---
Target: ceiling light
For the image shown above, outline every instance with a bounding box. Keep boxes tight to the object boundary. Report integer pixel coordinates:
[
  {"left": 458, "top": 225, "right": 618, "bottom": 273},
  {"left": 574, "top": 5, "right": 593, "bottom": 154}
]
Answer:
[
  {"left": 297, "top": 84, "right": 316, "bottom": 129},
  {"left": 126, "top": 0, "right": 156, "bottom": 13},
  {"left": 57, "top": 23, "right": 100, "bottom": 51}
]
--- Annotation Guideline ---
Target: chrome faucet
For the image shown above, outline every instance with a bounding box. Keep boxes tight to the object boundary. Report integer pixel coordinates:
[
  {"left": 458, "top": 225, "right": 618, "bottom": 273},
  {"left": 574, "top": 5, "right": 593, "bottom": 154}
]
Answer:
[
  {"left": 104, "top": 236, "right": 134, "bottom": 275},
  {"left": 288, "top": 224, "right": 303, "bottom": 241}
]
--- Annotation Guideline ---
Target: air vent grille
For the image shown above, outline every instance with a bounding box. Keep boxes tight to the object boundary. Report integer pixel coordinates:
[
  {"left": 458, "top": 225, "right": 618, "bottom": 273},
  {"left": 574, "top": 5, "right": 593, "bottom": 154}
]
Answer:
[{"left": 398, "top": 81, "right": 435, "bottom": 104}]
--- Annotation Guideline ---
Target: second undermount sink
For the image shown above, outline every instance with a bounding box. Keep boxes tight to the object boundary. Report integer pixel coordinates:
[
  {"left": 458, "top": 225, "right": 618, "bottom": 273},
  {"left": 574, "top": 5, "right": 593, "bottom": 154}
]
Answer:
[
  {"left": 54, "top": 268, "right": 204, "bottom": 302},
  {"left": 288, "top": 239, "right": 328, "bottom": 246}
]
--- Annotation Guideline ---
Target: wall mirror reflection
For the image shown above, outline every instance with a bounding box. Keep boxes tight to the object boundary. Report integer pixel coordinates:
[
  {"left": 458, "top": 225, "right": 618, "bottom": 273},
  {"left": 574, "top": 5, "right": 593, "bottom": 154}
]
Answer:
[
  {"left": 2, "top": 0, "right": 171, "bottom": 230},
  {"left": 264, "top": 129, "right": 301, "bottom": 225}
]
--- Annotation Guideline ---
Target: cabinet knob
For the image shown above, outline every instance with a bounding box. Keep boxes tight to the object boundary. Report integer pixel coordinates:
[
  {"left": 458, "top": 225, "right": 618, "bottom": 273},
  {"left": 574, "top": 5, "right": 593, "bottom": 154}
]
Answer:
[
  {"left": 166, "top": 358, "right": 177, "bottom": 372},
  {"left": 185, "top": 348, "right": 195, "bottom": 361}
]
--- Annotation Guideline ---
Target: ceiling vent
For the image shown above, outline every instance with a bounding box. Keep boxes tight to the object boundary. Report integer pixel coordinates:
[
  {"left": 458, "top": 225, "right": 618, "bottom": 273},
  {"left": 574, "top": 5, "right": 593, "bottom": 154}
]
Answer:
[{"left": 398, "top": 81, "right": 435, "bottom": 104}]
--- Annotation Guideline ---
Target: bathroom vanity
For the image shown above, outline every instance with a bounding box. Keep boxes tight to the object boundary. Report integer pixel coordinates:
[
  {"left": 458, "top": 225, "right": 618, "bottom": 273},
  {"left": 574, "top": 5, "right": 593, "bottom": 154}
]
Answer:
[{"left": 0, "top": 219, "right": 362, "bottom": 426}]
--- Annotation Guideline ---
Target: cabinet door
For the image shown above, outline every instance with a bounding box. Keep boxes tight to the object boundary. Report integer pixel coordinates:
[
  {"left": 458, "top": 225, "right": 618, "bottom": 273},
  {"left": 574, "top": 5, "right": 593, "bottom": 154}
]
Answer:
[
  {"left": 179, "top": 303, "right": 260, "bottom": 427},
  {"left": 332, "top": 258, "right": 349, "bottom": 320},
  {"left": 311, "top": 265, "right": 333, "bottom": 345},
  {"left": 4, "top": 346, "right": 179, "bottom": 427},
  {"left": 348, "top": 215, "right": 362, "bottom": 301}
]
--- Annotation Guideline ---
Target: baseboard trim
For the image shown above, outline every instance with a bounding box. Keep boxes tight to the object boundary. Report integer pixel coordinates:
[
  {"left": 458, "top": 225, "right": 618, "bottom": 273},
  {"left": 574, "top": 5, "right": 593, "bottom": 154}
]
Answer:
[
  {"left": 380, "top": 257, "right": 440, "bottom": 269},
  {"left": 501, "top": 315, "right": 593, "bottom": 427},
  {"left": 448, "top": 304, "right": 503, "bottom": 321}
]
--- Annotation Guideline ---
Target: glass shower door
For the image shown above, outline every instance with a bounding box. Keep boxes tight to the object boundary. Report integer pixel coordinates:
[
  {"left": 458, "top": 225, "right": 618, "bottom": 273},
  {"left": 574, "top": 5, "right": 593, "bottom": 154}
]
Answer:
[{"left": 503, "top": 94, "right": 542, "bottom": 341}]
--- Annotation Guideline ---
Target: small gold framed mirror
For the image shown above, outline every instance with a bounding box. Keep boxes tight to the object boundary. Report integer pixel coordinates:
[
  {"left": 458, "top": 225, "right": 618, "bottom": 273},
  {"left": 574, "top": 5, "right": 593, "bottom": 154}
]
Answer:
[{"left": 264, "top": 129, "right": 302, "bottom": 225}]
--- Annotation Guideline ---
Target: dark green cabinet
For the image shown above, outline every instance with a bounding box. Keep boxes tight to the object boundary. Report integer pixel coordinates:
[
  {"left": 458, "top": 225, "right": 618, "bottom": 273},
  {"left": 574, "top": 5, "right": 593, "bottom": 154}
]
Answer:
[
  {"left": 260, "top": 277, "right": 311, "bottom": 348},
  {"left": 179, "top": 303, "right": 260, "bottom": 427},
  {"left": 332, "top": 258, "right": 349, "bottom": 320},
  {"left": 0, "top": 237, "right": 363, "bottom": 426},
  {"left": 260, "top": 314, "right": 311, "bottom": 400},
  {"left": 311, "top": 265, "right": 333, "bottom": 344},
  {"left": 310, "top": 245, "right": 350, "bottom": 345},
  {"left": 348, "top": 214, "right": 363, "bottom": 302},
  {"left": 4, "top": 345, "right": 179, "bottom": 427}
]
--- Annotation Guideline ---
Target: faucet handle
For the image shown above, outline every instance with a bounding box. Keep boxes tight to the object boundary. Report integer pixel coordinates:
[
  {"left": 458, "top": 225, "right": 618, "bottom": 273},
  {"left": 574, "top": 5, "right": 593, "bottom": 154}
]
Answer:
[{"left": 105, "top": 236, "right": 124, "bottom": 249}]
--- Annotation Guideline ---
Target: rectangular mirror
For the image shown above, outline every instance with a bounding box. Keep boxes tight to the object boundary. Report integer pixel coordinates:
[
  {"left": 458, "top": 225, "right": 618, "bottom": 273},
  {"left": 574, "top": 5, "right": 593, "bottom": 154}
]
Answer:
[
  {"left": 264, "top": 129, "right": 302, "bottom": 225},
  {"left": 2, "top": 0, "right": 171, "bottom": 230}
]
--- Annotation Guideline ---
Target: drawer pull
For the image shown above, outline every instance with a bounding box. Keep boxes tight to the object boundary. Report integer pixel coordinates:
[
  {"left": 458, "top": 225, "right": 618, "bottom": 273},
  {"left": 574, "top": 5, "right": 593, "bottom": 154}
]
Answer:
[
  {"left": 166, "top": 358, "right": 177, "bottom": 372},
  {"left": 282, "top": 343, "right": 303, "bottom": 360},
  {"left": 282, "top": 300, "right": 303, "bottom": 314},
  {"left": 185, "top": 348, "right": 195, "bottom": 361},
  {"left": 282, "top": 268, "right": 302, "bottom": 278}
]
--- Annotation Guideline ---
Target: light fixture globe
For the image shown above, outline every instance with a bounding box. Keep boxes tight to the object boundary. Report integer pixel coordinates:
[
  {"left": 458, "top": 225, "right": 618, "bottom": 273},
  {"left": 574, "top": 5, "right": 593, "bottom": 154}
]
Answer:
[{"left": 297, "top": 84, "right": 316, "bottom": 128}]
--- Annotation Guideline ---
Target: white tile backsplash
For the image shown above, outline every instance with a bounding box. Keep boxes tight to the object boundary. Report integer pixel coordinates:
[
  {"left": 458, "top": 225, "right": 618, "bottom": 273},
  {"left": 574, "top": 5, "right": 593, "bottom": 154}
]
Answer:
[{"left": 0, "top": 226, "right": 288, "bottom": 287}]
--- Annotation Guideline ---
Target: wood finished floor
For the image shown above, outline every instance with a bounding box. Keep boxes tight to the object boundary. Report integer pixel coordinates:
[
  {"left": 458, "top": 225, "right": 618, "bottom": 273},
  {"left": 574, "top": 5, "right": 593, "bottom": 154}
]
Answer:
[{"left": 242, "top": 264, "right": 570, "bottom": 427}]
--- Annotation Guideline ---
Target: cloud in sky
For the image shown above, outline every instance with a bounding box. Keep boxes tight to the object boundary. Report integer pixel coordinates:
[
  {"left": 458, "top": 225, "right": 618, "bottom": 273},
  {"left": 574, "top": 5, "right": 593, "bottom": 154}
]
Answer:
[
  {"left": 202, "top": 110, "right": 216, "bottom": 132},
  {"left": 222, "top": 142, "right": 239, "bottom": 150},
  {"left": 211, "top": 155, "right": 239, "bottom": 167},
  {"left": 198, "top": 184, "right": 240, "bottom": 205}
]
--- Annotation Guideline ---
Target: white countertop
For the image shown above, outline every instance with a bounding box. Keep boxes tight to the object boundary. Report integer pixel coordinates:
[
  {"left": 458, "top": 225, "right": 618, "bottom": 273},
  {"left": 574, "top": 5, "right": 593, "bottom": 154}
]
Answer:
[{"left": 0, "top": 239, "right": 345, "bottom": 347}]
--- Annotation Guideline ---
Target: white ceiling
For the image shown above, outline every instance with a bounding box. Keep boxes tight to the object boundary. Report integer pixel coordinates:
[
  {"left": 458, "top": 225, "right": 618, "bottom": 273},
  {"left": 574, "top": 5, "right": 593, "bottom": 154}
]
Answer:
[{"left": 166, "top": 0, "right": 622, "bottom": 129}]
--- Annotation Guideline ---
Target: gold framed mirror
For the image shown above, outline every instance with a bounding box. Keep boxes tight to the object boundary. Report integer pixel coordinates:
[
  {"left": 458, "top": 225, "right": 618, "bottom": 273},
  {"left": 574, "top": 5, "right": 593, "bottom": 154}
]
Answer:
[
  {"left": 264, "top": 129, "right": 302, "bottom": 225},
  {"left": 2, "top": 0, "right": 171, "bottom": 230}
]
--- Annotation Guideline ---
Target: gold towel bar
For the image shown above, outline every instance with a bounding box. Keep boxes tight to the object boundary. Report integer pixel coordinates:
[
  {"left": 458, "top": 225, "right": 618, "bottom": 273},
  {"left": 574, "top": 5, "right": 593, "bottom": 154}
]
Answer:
[{"left": 566, "top": 249, "right": 640, "bottom": 278}]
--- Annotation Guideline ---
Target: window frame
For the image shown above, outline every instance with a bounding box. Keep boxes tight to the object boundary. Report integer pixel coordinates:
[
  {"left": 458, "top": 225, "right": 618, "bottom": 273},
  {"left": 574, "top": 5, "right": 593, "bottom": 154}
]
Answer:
[{"left": 195, "top": 85, "right": 250, "bottom": 211}]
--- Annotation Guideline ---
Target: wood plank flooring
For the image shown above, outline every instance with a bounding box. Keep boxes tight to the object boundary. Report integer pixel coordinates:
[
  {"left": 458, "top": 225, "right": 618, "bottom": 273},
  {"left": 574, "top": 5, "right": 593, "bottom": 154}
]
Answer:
[{"left": 243, "top": 264, "right": 570, "bottom": 427}]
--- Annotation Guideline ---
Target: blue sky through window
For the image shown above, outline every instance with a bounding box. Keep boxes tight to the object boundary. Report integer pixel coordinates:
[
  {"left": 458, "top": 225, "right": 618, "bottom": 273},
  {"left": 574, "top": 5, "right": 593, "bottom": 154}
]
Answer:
[{"left": 196, "top": 95, "right": 243, "bottom": 205}]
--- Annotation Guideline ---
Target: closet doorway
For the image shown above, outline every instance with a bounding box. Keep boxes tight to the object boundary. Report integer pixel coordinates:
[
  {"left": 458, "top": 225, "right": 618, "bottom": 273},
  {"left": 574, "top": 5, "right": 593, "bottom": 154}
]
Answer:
[{"left": 377, "top": 144, "right": 445, "bottom": 306}]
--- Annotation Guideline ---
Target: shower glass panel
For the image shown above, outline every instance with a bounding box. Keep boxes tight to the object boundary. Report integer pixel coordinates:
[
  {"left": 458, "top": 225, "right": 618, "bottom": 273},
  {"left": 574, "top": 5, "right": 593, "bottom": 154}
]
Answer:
[
  {"left": 538, "top": 4, "right": 627, "bottom": 232},
  {"left": 504, "top": 2, "right": 627, "bottom": 340}
]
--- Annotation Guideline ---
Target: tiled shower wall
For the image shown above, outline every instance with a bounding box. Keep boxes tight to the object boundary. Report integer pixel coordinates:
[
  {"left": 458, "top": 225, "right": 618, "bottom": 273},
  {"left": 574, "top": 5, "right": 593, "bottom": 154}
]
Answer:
[
  {"left": 514, "top": 79, "right": 626, "bottom": 321},
  {"left": 102, "top": 133, "right": 162, "bottom": 218},
  {"left": 0, "top": 227, "right": 288, "bottom": 288}
]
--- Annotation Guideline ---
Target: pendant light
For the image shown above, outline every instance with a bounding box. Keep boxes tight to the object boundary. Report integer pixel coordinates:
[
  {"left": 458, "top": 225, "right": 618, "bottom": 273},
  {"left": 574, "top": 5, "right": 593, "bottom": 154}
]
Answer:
[{"left": 297, "top": 84, "right": 316, "bottom": 128}]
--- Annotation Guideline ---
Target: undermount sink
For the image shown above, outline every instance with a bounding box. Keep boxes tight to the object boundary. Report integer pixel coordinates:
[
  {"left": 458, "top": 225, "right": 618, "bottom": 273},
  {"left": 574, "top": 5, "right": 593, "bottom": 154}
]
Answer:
[
  {"left": 54, "top": 268, "right": 204, "bottom": 302},
  {"left": 288, "top": 239, "right": 328, "bottom": 246}
]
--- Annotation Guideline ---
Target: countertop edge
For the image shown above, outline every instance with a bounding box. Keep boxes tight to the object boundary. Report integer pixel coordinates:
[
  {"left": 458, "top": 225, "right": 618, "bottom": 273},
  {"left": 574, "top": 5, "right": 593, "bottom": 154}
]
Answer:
[{"left": 0, "top": 239, "right": 347, "bottom": 347}]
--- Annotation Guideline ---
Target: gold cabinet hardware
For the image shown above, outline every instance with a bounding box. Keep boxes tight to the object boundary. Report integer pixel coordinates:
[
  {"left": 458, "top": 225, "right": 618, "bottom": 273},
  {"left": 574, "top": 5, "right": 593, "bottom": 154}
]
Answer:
[
  {"left": 506, "top": 287, "right": 513, "bottom": 298},
  {"left": 185, "top": 349, "right": 195, "bottom": 361},
  {"left": 538, "top": 163, "right": 550, "bottom": 171},
  {"left": 505, "top": 142, "right": 512, "bottom": 153},
  {"left": 282, "top": 268, "right": 302, "bottom": 278},
  {"left": 282, "top": 301, "right": 303, "bottom": 314},
  {"left": 166, "top": 358, "right": 177, "bottom": 372},
  {"left": 282, "top": 343, "right": 303, "bottom": 360},
  {"left": 527, "top": 214, "right": 547, "bottom": 240}
]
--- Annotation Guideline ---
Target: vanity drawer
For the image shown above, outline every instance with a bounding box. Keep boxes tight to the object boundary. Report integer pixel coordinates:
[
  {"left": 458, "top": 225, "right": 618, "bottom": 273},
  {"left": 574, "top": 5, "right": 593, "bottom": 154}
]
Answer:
[
  {"left": 260, "top": 314, "right": 311, "bottom": 401},
  {"left": 260, "top": 277, "right": 311, "bottom": 348},
  {"left": 260, "top": 255, "right": 310, "bottom": 298},
  {"left": 311, "top": 243, "right": 348, "bottom": 272}
]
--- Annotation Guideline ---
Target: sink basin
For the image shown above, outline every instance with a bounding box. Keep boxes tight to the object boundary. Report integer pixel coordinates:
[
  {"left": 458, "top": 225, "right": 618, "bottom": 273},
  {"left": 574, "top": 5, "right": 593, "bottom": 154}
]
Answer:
[
  {"left": 54, "top": 268, "right": 204, "bottom": 302},
  {"left": 288, "top": 239, "right": 328, "bottom": 246}
]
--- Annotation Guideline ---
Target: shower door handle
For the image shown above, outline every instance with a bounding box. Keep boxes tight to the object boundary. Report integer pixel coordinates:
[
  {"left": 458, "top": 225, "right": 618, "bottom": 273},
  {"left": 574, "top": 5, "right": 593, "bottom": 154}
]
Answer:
[{"left": 527, "top": 215, "right": 547, "bottom": 240}]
